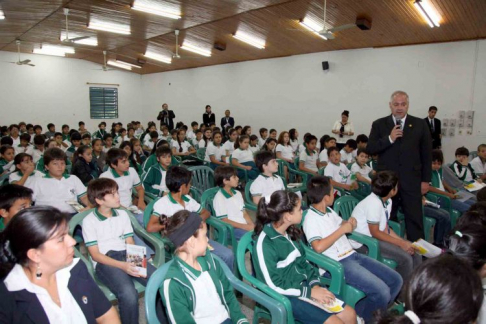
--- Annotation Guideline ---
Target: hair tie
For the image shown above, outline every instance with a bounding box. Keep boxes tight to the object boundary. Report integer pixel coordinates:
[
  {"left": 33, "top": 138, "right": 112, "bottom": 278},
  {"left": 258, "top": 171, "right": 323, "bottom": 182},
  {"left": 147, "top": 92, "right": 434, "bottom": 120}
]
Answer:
[
  {"left": 455, "top": 231, "right": 463, "bottom": 238},
  {"left": 404, "top": 310, "right": 421, "bottom": 324}
]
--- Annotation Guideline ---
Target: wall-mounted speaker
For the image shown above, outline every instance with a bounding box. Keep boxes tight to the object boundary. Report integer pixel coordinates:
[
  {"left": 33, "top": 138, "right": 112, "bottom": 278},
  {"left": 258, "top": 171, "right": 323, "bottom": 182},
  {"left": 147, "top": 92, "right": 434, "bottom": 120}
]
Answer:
[{"left": 322, "top": 61, "right": 329, "bottom": 70}]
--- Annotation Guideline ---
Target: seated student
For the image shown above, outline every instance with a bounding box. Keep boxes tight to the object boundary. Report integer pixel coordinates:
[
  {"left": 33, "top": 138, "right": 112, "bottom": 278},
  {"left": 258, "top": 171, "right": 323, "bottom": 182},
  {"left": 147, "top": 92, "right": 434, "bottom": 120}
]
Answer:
[
  {"left": 298, "top": 132, "right": 311, "bottom": 154},
  {"left": 471, "top": 144, "right": 486, "bottom": 181},
  {"left": 53, "top": 132, "right": 69, "bottom": 151},
  {"left": 318, "top": 136, "right": 336, "bottom": 168},
  {"left": 303, "top": 176, "right": 402, "bottom": 322},
  {"left": 0, "top": 184, "right": 32, "bottom": 230},
  {"left": 368, "top": 153, "right": 378, "bottom": 172},
  {"left": 117, "top": 128, "right": 128, "bottom": 145},
  {"left": 143, "top": 131, "right": 159, "bottom": 152},
  {"left": 32, "top": 135, "right": 45, "bottom": 164},
  {"left": 350, "top": 148, "right": 373, "bottom": 185},
  {"left": 324, "top": 147, "right": 358, "bottom": 194},
  {"left": 249, "top": 134, "right": 260, "bottom": 154},
  {"left": 242, "top": 125, "right": 252, "bottom": 136},
  {"left": 66, "top": 132, "right": 82, "bottom": 162},
  {"left": 213, "top": 166, "right": 255, "bottom": 240},
  {"left": 191, "top": 129, "right": 203, "bottom": 148},
  {"left": 61, "top": 124, "right": 70, "bottom": 142},
  {"left": 269, "top": 128, "right": 278, "bottom": 140},
  {"left": 352, "top": 171, "right": 421, "bottom": 283},
  {"left": 130, "top": 138, "right": 148, "bottom": 166},
  {"left": 0, "top": 145, "right": 16, "bottom": 174},
  {"left": 231, "top": 135, "right": 259, "bottom": 180},
  {"left": 92, "top": 138, "right": 107, "bottom": 172},
  {"left": 340, "top": 139, "right": 357, "bottom": 165},
  {"left": 160, "top": 210, "right": 249, "bottom": 323},
  {"left": 120, "top": 141, "right": 142, "bottom": 175},
  {"left": 429, "top": 149, "right": 475, "bottom": 214},
  {"left": 422, "top": 198, "right": 451, "bottom": 248},
  {"left": 250, "top": 151, "right": 285, "bottom": 205},
  {"left": 299, "top": 134, "right": 319, "bottom": 175},
  {"left": 199, "top": 129, "right": 212, "bottom": 149},
  {"left": 72, "top": 145, "right": 101, "bottom": 185},
  {"left": 28, "top": 148, "right": 89, "bottom": 213},
  {"left": 234, "top": 125, "right": 242, "bottom": 136},
  {"left": 14, "top": 133, "right": 33, "bottom": 156},
  {"left": 253, "top": 190, "right": 358, "bottom": 324},
  {"left": 172, "top": 129, "right": 196, "bottom": 157},
  {"left": 276, "top": 131, "right": 295, "bottom": 165},
  {"left": 258, "top": 128, "right": 268, "bottom": 148},
  {"left": 78, "top": 121, "right": 90, "bottom": 136},
  {"left": 83, "top": 178, "right": 155, "bottom": 324},
  {"left": 186, "top": 121, "right": 199, "bottom": 141},
  {"left": 9, "top": 153, "right": 43, "bottom": 187},
  {"left": 289, "top": 128, "right": 299, "bottom": 153},
  {"left": 223, "top": 128, "right": 238, "bottom": 158},
  {"left": 353, "top": 134, "right": 368, "bottom": 159},
  {"left": 260, "top": 138, "right": 277, "bottom": 153},
  {"left": 44, "top": 122, "right": 56, "bottom": 139},
  {"left": 103, "top": 134, "right": 114, "bottom": 153},
  {"left": 141, "top": 140, "right": 170, "bottom": 172},
  {"left": 205, "top": 131, "right": 227, "bottom": 170},
  {"left": 159, "top": 125, "right": 171, "bottom": 142},
  {"left": 142, "top": 146, "right": 172, "bottom": 197},
  {"left": 450, "top": 146, "right": 481, "bottom": 183},
  {"left": 82, "top": 133, "right": 92, "bottom": 147},
  {"left": 0, "top": 206, "right": 120, "bottom": 324},
  {"left": 375, "top": 254, "right": 483, "bottom": 324},
  {"left": 92, "top": 122, "right": 107, "bottom": 140},
  {"left": 146, "top": 166, "right": 234, "bottom": 271}
]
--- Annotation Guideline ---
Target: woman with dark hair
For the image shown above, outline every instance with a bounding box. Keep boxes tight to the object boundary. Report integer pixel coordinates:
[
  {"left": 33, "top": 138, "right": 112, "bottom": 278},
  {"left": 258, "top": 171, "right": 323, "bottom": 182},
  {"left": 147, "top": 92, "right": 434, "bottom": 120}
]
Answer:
[
  {"left": 0, "top": 206, "right": 120, "bottom": 323},
  {"left": 375, "top": 254, "right": 483, "bottom": 324},
  {"left": 332, "top": 110, "right": 354, "bottom": 150},
  {"left": 202, "top": 105, "right": 216, "bottom": 128}
]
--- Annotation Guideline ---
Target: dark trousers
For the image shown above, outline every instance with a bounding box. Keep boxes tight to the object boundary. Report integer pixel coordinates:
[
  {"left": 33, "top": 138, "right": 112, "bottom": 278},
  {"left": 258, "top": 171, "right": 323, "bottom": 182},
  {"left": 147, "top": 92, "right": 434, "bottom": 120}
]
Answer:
[{"left": 391, "top": 185, "right": 424, "bottom": 242}]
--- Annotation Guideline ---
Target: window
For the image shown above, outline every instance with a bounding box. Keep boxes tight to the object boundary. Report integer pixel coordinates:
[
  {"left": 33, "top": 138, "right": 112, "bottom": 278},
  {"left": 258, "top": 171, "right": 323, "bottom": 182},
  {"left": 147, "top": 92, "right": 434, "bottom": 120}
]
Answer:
[{"left": 89, "top": 87, "right": 118, "bottom": 119}]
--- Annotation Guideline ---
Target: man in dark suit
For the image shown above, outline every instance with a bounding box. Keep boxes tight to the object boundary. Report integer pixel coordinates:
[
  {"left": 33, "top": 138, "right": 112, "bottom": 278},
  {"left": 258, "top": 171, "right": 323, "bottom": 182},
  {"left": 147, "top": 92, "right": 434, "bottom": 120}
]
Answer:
[
  {"left": 367, "top": 91, "right": 432, "bottom": 242},
  {"left": 424, "top": 106, "right": 442, "bottom": 149},
  {"left": 220, "top": 109, "right": 235, "bottom": 136},
  {"left": 157, "top": 103, "right": 175, "bottom": 130}
]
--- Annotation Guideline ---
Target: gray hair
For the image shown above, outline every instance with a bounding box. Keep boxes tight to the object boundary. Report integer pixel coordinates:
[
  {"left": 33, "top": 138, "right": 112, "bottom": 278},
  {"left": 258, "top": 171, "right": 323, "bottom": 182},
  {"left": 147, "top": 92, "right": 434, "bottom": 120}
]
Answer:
[{"left": 390, "top": 91, "right": 409, "bottom": 103}]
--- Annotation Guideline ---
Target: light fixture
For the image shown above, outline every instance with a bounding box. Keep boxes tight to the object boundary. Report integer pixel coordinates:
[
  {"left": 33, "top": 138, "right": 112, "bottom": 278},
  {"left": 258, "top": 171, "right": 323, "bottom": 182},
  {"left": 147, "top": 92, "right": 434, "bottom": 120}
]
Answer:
[
  {"left": 414, "top": 0, "right": 441, "bottom": 28},
  {"left": 114, "top": 59, "right": 142, "bottom": 69},
  {"left": 131, "top": 1, "right": 181, "bottom": 19},
  {"left": 107, "top": 60, "right": 132, "bottom": 70},
  {"left": 88, "top": 21, "right": 130, "bottom": 35},
  {"left": 60, "top": 31, "right": 98, "bottom": 46},
  {"left": 233, "top": 31, "right": 265, "bottom": 49},
  {"left": 180, "top": 42, "right": 211, "bottom": 57},
  {"left": 33, "top": 45, "right": 75, "bottom": 57},
  {"left": 299, "top": 17, "right": 328, "bottom": 40},
  {"left": 0, "top": 10, "right": 5, "bottom": 20},
  {"left": 144, "top": 51, "right": 172, "bottom": 64}
]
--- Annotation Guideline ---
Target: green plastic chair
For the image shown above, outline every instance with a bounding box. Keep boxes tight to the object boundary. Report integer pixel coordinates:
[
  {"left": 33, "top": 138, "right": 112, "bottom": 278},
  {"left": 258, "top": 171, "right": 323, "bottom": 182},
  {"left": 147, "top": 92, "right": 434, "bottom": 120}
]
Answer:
[
  {"left": 394, "top": 210, "right": 436, "bottom": 242},
  {"left": 68, "top": 208, "right": 157, "bottom": 301},
  {"left": 188, "top": 166, "right": 215, "bottom": 193},
  {"left": 201, "top": 188, "right": 236, "bottom": 249},
  {"left": 426, "top": 192, "right": 461, "bottom": 228},
  {"left": 351, "top": 182, "right": 371, "bottom": 201},
  {"left": 229, "top": 155, "right": 249, "bottom": 183},
  {"left": 294, "top": 156, "right": 316, "bottom": 181},
  {"left": 237, "top": 232, "right": 365, "bottom": 324},
  {"left": 244, "top": 180, "right": 258, "bottom": 212},
  {"left": 276, "top": 159, "right": 308, "bottom": 194},
  {"left": 145, "top": 255, "right": 287, "bottom": 324}
]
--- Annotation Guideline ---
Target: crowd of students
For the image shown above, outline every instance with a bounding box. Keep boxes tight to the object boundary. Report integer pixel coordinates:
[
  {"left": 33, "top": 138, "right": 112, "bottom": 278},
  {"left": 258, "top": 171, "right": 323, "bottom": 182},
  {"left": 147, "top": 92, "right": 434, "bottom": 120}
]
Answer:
[{"left": 0, "top": 118, "right": 484, "bottom": 324}]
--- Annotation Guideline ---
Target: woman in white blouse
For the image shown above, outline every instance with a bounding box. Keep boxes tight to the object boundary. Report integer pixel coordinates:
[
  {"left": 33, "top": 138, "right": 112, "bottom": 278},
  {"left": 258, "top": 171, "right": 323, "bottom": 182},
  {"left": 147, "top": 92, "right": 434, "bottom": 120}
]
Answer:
[
  {"left": 332, "top": 110, "right": 354, "bottom": 150},
  {"left": 0, "top": 206, "right": 119, "bottom": 323}
]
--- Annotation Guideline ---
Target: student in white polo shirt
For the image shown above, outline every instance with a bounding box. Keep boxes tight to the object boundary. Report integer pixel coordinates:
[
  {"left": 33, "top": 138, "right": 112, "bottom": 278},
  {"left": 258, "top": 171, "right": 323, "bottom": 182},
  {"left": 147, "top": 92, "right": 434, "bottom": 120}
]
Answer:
[
  {"left": 171, "top": 129, "right": 196, "bottom": 158},
  {"left": 302, "top": 176, "right": 402, "bottom": 323},
  {"left": 83, "top": 178, "right": 156, "bottom": 324},
  {"left": 250, "top": 151, "right": 285, "bottom": 205},
  {"left": 9, "top": 153, "right": 44, "bottom": 188},
  {"left": 205, "top": 130, "right": 228, "bottom": 170},
  {"left": 350, "top": 148, "right": 373, "bottom": 185},
  {"left": 324, "top": 146, "right": 358, "bottom": 195},
  {"left": 298, "top": 134, "right": 319, "bottom": 176},
  {"left": 213, "top": 166, "right": 254, "bottom": 241},
  {"left": 146, "top": 166, "right": 235, "bottom": 271},
  {"left": 28, "top": 148, "right": 88, "bottom": 214}
]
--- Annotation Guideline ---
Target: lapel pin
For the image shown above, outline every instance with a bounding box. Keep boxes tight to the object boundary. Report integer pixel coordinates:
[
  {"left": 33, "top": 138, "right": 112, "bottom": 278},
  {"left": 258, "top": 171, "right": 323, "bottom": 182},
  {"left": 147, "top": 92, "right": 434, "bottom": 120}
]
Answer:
[
  {"left": 409, "top": 124, "right": 412, "bottom": 128},
  {"left": 82, "top": 296, "right": 88, "bottom": 304}
]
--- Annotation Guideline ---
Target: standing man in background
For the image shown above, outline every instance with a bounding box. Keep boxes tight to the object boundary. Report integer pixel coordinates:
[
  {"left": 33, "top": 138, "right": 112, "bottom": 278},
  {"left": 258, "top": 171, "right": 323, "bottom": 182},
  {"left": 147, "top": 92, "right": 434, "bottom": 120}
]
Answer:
[
  {"left": 157, "top": 103, "right": 175, "bottom": 131},
  {"left": 220, "top": 109, "right": 235, "bottom": 136},
  {"left": 367, "top": 90, "right": 432, "bottom": 242},
  {"left": 425, "top": 106, "right": 442, "bottom": 149}
]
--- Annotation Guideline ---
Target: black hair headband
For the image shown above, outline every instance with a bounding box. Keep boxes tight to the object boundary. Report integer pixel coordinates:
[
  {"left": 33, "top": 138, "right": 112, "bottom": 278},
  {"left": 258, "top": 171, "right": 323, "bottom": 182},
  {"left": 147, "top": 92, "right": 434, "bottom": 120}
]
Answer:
[{"left": 168, "top": 212, "right": 202, "bottom": 248}]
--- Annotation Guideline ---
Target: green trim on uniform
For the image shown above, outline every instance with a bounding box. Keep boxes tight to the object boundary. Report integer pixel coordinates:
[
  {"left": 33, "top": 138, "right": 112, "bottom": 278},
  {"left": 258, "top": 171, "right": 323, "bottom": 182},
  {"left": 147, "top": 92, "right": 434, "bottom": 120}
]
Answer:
[
  {"left": 220, "top": 188, "right": 237, "bottom": 199},
  {"left": 85, "top": 240, "right": 98, "bottom": 247},
  {"left": 110, "top": 168, "right": 129, "bottom": 178},
  {"left": 94, "top": 208, "right": 119, "bottom": 221}
]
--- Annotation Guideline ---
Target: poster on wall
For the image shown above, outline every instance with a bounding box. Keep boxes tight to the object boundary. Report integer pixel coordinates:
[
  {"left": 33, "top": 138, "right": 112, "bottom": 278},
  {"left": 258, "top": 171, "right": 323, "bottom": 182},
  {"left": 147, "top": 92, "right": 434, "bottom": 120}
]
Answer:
[
  {"left": 449, "top": 119, "right": 457, "bottom": 128},
  {"left": 442, "top": 128, "right": 447, "bottom": 137},
  {"left": 443, "top": 119, "right": 449, "bottom": 127},
  {"left": 448, "top": 128, "right": 455, "bottom": 137}
]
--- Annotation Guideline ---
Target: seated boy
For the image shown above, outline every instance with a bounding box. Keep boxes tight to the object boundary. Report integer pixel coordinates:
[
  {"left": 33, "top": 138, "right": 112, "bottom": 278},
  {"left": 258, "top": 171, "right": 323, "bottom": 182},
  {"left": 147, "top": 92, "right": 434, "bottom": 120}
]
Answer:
[
  {"left": 32, "top": 135, "right": 46, "bottom": 163},
  {"left": 142, "top": 146, "right": 172, "bottom": 197},
  {"left": 14, "top": 133, "right": 33, "bottom": 156},
  {"left": 340, "top": 139, "right": 357, "bottom": 165},
  {"left": 298, "top": 134, "right": 319, "bottom": 175},
  {"left": 103, "top": 134, "right": 114, "bottom": 153},
  {"left": 186, "top": 121, "right": 199, "bottom": 140},
  {"left": 354, "top": 134, "right": 368, "bottom": 159},
  {"left": 471, "top": 144, "right": 486, "bottom": 181},
  {"left": 250, "top": 151, "right": 285, "bottom": 205},
  {"left": 66, "top": 132, "right": 82, "bottom": 161},
  {"left": 450, "top": 146, "right": 481, "bottom": 183},
  {"left": 83, "top": 178, "right": 156, "bottom": 324},
  {"left": 146, "top": 166, "right": 235, "bottom": 270},
  {"left": 351, "top": 171, "right": 422, "bottom": 283},
  {"left": 324, "top": 147, "right": 358, "bottom": 194},
  {"left": 61, "top": 124, "right": 70, "bottom": 141},
  {"left": 44, "top": 123, "right": 56, "bottom": 139},
  {"left": 82, "top": 133, "right": 92, "bottom": 147},
  {"left": 350, "top": 148, "right": 373, "bottom": 185},
  {"left": 53, "top": 132, "right": 69, "bottom": 151},
  {"left": 422, "top": 195, "right": 451, "bottom": 247},
  {"left": 0, "top": 184, "right": 33, "bottom": 230},
  {"left": 28, "top": 148, "right": 89, "bottom": 213},
  {"left": 92, "top": 122, "right": 107, "bottom": 140},
  {"left": 143, "top": 131, "right": 159, "bottom": 152},
  {"left": 213, "top": 166, "right": 254, "bottom": 240},
  {"left": 258, "top": 128, "right": 268, "bottom": 148},
  {"left": 303, "top": 176, "right": 402, "bottom": 322}
]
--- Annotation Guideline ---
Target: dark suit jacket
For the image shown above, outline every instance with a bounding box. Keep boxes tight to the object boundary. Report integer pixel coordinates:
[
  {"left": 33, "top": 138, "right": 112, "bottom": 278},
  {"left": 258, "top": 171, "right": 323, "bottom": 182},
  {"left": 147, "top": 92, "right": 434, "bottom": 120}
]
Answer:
[
  {"left": 367, "top": 114, "right": 432, "bottom": 191},
  {"left": 0, "top": 260, "right": 111, "bottom": 324},
  {"left": 220, "top": 117, "right": 235, "bottom": 133},
  {"left": 424, "top": 117, "right": 441, "bottom": 148},
  {"left": 203, "top": 112, "right": 216, "bottom": 127},
  {"left": 157, "top": 110, "right": 176, "bottom": 130}
]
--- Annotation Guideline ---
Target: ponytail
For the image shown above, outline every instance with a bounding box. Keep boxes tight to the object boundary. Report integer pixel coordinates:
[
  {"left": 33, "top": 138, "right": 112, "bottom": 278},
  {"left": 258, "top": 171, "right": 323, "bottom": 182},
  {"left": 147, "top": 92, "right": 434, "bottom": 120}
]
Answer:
[
  {"left": 235, "top": 135, "right": 249, "bottom": 150},
  {"left": 448, "top": 224, "right": 486, "bottom": 271}
]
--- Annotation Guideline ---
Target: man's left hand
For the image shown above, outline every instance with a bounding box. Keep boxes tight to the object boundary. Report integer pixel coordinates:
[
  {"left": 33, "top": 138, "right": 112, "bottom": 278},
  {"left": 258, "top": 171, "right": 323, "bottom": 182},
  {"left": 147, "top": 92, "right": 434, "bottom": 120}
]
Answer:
[{"left": 421, "top": 182, "right": 429, "bottom": 195}]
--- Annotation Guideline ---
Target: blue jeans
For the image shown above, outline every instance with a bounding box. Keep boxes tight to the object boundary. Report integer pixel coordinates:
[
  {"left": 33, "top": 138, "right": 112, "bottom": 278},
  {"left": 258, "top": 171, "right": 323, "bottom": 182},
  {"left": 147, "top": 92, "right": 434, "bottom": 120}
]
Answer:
[
  {"left": 450, "top": 198, "right": 475, "bottom": 214},
  {"left": 423, "top": 206, "right": 451, "bottom": 246},
  {"left": 210, "top": 239, "right": 234, "bottom": 272},
  {"left": 96, "top": 250, "right": 156, "bottom": 324},
  {"left": 233, "top": 228, "right": 247, "bottom": 241},
  {"left": 339, "top": 252, "right": 402, "bottom": 322}
]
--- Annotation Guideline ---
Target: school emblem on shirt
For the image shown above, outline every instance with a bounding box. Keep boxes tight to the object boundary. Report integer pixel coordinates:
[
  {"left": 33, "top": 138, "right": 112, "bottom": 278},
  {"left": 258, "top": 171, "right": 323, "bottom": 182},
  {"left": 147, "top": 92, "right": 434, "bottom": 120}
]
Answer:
[{"left": 82, "top": 296, "right": 88, "bottom": 304}]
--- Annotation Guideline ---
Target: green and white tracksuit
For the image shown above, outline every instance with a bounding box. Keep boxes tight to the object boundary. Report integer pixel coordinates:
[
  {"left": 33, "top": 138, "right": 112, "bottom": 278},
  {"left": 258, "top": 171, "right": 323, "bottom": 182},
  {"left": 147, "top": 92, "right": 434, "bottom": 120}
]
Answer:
[{"left": 141, "top": 163, "right": 168, "bottom": 196}]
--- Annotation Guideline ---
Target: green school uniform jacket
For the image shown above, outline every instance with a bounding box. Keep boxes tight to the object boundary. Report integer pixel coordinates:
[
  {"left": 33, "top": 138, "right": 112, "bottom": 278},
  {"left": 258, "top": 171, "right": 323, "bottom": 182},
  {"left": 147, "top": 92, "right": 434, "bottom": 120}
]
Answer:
[
  {"left": 253, "top": 224, "right": 321, "bottom": 298},
  {"left": 450, "top": 161, "right": 477, "bottom": 181},
  {"left": 141, "top": 163, "right": 167, "bottom": 196},
  {"left": 62, "top": 134, "right": 70, "bottom": 142},
  {"left": 162, "top": 252, "right": 248, "bottom": 324},
  {"left": 430, "top": 168, "right": 443, "bottom": 188},
  {"left": 66, "top": 145, "right": 76, "bottom": 154},
  {"left": 92, "top": 129, "right": 107, "bottom": 140},
  {"left": 0, "top": 219, "right": 4, "bottom": 232}
]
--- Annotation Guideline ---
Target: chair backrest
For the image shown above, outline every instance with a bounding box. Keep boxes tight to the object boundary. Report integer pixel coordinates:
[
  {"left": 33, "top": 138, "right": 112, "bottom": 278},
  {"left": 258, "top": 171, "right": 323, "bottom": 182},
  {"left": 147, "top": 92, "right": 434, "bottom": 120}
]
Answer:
[
  {"left": 190, "top": 187, "right": 202, "bottom": 203},
  {"left": 144, "top": 260, "right": 173, "bottom": 324},
  {"left": 201, "top": 187, "right": 220, "bottom": 215},
  {"left": 333, "top": 195, "right": 360, "bottom": 220},
  {"left": 276, "top": 159, "right": 286, "bottom": 178},
  {"left": 244, "top": 180, "right": 255, "bottom": 207},
  {"left": 196, "top": 147, "right": 206, "bottom": 160},
  {"left": 143, "top": 199, "right": 163, "bottom": 240},
  {"left": 293, "top": 157, "right": 299, "bottom": 169},
  {"left": 188, "top": 166, "right": 215, "bottom": 193}
]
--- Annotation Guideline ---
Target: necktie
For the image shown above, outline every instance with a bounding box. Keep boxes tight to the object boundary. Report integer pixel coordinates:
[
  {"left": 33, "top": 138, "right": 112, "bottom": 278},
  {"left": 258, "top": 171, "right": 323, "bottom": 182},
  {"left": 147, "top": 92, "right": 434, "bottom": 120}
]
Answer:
[{"left": 430, "top": 119, "right": 434, "bottom": 132}]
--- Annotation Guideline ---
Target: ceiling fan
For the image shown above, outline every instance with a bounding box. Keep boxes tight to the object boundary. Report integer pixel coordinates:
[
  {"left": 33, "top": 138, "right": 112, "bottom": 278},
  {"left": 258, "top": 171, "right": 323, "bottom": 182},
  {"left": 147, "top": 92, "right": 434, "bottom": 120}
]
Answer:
[
  {"left": 7, "top": 40, "right": 35, "bottom": 66},
  {"left": 62, "top": 8, "right": 90, "bottom": 44},
  {"left": 317, "top": 0, "right": 357, "bottom": 40},
  {"left": 92, "top": 51, "right": 115, "bottom": 71},
  {"left": 171, "top": 30, "right": 205, "bottom": 59}
]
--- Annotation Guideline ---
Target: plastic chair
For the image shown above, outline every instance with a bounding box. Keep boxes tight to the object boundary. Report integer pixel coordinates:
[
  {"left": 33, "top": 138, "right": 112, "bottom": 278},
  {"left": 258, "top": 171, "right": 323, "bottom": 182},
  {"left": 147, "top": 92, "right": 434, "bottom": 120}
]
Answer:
[
  {"left": 351, "top": 182, "right": 371, "bottom": 201},
  {"left": 145, "top": 255, "right": 287, "bottom": 324},
  {"left": 294, "top": 156, "right": 316, "bottom": 181},
  {"left": 188, "top": 166, "right": 215, "bottom": 193},
  {"left": 394, "top": 210, "right": 436, "bottom": 242},
  {"left": 276, "top": 159, "right": 308, "bottom": 194},
  {"left": 229, "top": 155, "right": 249, "bottom": 183},
  {"left": 143, "top": 199, "right": 176, "bottom": 263},
  {"left": 244, "top": 180, "right": 258, "bottom": 212},
  {"left": 426, "top": 192, "right": 461, "bottom": 228},
  {"left": 201, "top": 187, "right": 235, "bottom": 249}
]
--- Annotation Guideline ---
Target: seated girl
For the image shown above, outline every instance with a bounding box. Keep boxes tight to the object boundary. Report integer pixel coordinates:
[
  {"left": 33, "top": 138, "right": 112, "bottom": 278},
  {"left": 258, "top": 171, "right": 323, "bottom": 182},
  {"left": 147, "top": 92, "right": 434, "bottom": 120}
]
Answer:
[{"left": 230, "top": 135, "right": 259, "bottom": 180}]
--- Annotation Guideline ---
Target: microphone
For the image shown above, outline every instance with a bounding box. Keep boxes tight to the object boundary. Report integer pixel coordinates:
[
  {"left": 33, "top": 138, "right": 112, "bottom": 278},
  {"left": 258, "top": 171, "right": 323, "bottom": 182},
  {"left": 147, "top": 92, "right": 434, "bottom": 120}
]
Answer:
[{"left": 395, "top": 118, "right": 402, "bottom": 129}]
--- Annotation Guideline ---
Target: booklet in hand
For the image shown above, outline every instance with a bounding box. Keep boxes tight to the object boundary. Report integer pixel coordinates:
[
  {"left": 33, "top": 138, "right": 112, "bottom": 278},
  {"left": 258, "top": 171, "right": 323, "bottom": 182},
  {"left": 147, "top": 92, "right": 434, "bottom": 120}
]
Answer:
[
  {"left": 126, "top": 244, "right": 147, "bottom": 277},
  {"left": 412, "top": 239, "right": 442, "bottom": 258},
  {"left": 298, "top": 297, "right": 344, "bottom": 313}
]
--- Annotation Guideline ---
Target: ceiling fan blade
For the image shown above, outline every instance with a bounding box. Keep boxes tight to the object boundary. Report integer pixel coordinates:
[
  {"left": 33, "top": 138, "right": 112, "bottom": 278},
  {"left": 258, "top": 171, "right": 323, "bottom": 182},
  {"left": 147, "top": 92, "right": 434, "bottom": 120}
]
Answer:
[
  {"left": 69, "top": 36, "right": 91, "bottom": 42},
  {"left": 327, "top": 23, "right": 356, "bottom": 33},
  {"left": 27, "top": 64, "right": 35, "bottom": 67},
  {"left": 20, "top": 59, "right": 31, "bottom": 64}
]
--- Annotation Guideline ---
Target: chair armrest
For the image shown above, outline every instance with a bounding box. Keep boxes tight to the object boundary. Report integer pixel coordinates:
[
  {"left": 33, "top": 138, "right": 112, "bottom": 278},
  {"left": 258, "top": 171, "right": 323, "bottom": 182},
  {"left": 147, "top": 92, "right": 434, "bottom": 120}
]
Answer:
[
  {"left": 426, "top": 192, "right": 452, "bottom": 211},
  {"left": 245, "top": 202, "right": 257, "bottom": 211},
  {"left": 388, "top": 220, "right": 404, "bottom": 238},
  {"left": 207, "top": 216, "right": 231, "bottom": 246},
  {"left": 348, "top": 232, "right": 380, "bottom": 260}
]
